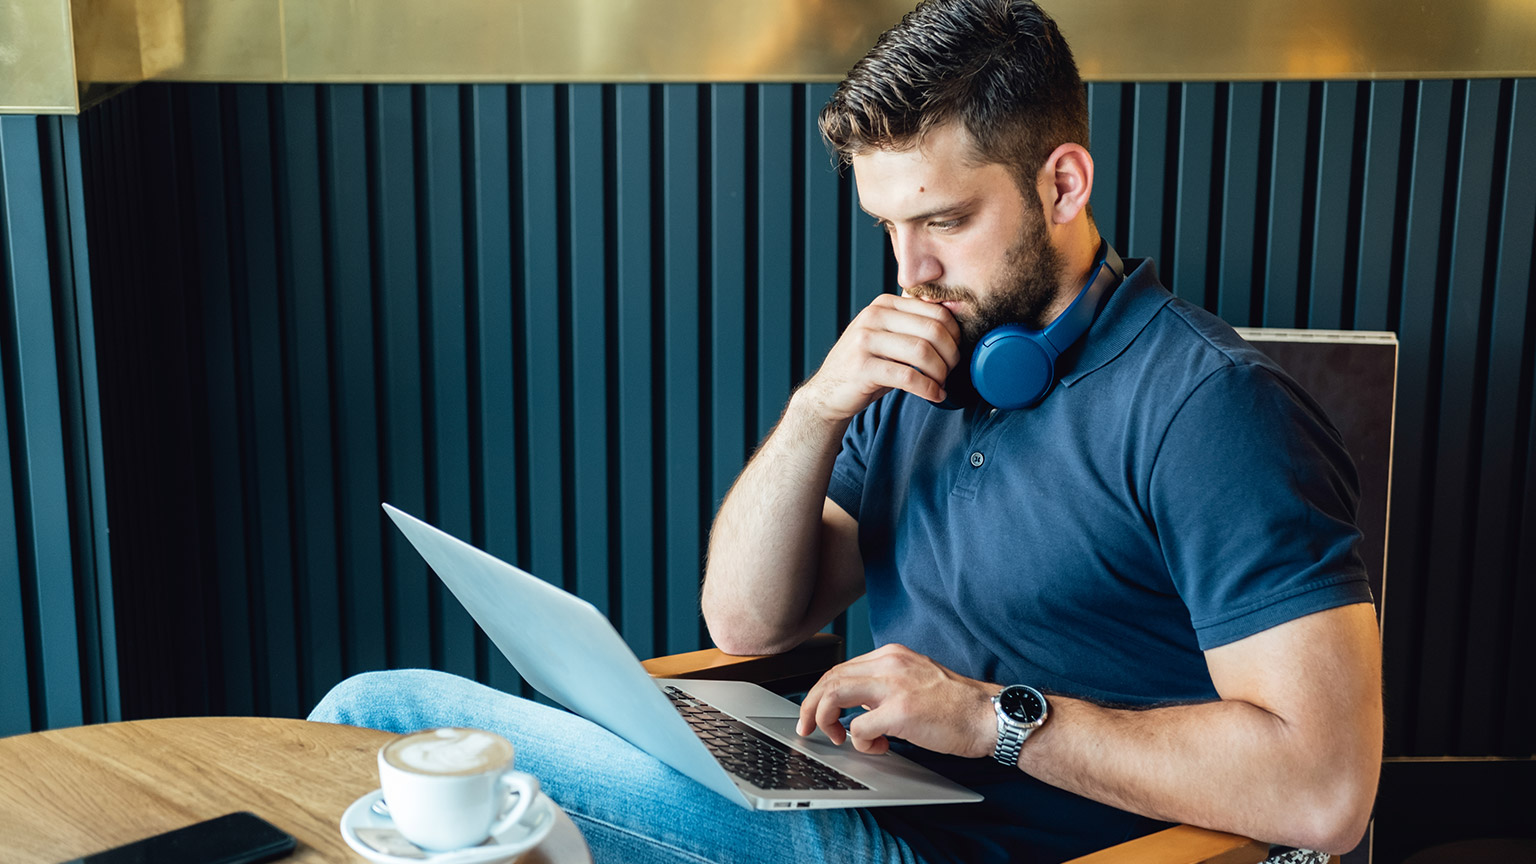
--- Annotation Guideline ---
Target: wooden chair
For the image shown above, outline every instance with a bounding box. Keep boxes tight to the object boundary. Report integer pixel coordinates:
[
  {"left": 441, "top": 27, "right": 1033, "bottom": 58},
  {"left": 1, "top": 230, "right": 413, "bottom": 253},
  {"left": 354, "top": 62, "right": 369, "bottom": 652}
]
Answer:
[{"left": 643, "top": 328, "right": 1397, "bottom": 864}]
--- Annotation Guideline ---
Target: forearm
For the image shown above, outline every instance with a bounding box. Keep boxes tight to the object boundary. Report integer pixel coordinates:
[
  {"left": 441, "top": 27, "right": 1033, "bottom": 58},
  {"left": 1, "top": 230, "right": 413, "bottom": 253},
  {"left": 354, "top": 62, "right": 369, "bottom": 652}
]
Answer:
[
  {"left": 1014, "top": 605, "right": 1383, "bottom": 853},
  {"left": 1016, "top": 694, "right": 1378, "bottom": 852},
  {"left": 701, "top": 390, "right": 851, "bottom": 654}
]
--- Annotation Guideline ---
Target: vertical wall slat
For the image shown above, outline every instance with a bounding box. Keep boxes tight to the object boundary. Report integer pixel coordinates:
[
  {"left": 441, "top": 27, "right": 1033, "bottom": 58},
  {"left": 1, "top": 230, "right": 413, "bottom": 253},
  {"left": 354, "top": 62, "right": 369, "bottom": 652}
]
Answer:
[
  {"left": 373, "top": 84, "right": 431, "bottom": 670},
  {"left": 1513, "top": 402, "right": 1536, "bottom": 752},
  {"left": 1086, "top": 83, "right": 1123, "bottom": 245},
  {"left": 710, "top": 85, "right": 748, "bottom": 511},
  {"left": 517, "top": 86, "right": 565, "bottom": 596},
  {"left": 1218, "top": 82, "right": 1263, "bottom": 326},
  {"left": 324, "top": 84, "right": 387, "bottom": 678},
  {"left": 0, "top": 388, "right": 25, "bottom": 730},
  {"left": 186, "top": 85, "right": 255, "bottom": 715},
  {"left": 0, "top": 117, "right": 38, "bottom": 735},
  {"left": 614, "top": 84, "right": 656, "bottom": 658},
  {"left": 1355, "top": 81, "right": 1407, "bottom": 332},
  {"left": 421, "top": 85, "right": 477, "bottom": 679},
  {"left": 1127, "top": 83, "right": 1168, "bottom": 262},
  {"left": 1452, "top": 79, "right": 1520, "bottom": 754},
  {"left": 662, "top": 84, "right": 702, "bottom": 654},
  {"left": 1172, "top": 83, "right": 1215, "bottom": 308},
  {"left": 0, "top": 115, "right": 85, "bottom": 730},
  {"left": 1495, "top": 80, "right": 1536, "bottom": 758},
  {"left": 1308, "top": 82, "right": 1358, "bottom": 329},
  {"left": 1395, "top": 80, "right": 1456, "bottom": 754},
  {"left": 755, "top": 85, "right": 795, "bottom": 440},
  {"left": 569, "top": 84, "right": 612, "bottom": 617},
  {"left": 802, "top": 83, "right": 841, "bottom": 376},
  {"left": 71, "top": 109, "right": 120, "bottom": 724},
  {"left": 278, "top": 85, "right": 344, "bottom": 711},
  {"left": 1263, "top": 82, "right": 1310, "bottom": 327},
  {"left": 56, "top": 113, "right": 119, "bottom": 723},
  {"left": 848, "top": 158, "right": 887, "bottom": 311},
  {"left": 466, "top": 85, "right": 520, "bottom": 691},
  {"left": 235, "top": 85, "right": 300, "bottom": 718}
]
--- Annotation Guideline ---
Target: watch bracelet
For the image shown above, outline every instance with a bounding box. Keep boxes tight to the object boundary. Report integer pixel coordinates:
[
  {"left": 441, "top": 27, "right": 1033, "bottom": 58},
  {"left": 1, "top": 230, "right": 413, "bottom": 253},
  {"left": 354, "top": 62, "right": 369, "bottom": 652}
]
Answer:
[{"left": 992, "top": 724, "right": 1026, "bottom": 767}]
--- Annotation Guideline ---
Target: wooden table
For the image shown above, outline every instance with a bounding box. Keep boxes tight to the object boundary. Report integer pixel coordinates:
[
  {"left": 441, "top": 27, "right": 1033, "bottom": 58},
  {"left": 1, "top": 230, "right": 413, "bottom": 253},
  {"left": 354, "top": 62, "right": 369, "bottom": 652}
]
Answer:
[{"left": 0, "top": 716, "right": 592, "bottom": 863}]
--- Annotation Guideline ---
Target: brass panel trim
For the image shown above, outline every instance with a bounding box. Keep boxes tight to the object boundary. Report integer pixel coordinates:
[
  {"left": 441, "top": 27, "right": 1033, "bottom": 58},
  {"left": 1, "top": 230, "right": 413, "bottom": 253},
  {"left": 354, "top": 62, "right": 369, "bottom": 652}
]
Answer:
[
  {"left": 180, "top": 0, "right": 1536, "bottom": 84},
  {"left": 10, "top": 0, "right": 1536, "bottom": 113}
]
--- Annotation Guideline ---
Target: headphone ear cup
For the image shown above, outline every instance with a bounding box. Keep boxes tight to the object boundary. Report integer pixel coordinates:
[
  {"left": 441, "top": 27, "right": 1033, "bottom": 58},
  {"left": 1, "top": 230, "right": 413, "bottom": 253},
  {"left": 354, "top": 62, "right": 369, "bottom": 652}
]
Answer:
[{"left": 971, "top": 328, "right": 1056, "bottom": 410}]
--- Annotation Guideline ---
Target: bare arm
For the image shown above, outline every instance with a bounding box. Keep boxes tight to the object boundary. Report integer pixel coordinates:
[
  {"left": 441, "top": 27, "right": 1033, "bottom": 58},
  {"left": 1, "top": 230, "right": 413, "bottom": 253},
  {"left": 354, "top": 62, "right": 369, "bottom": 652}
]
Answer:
[
  {"left": 702, "top": 294, "right": 960, "bottom": 655},
  {"left": 799, "top": 602, "right": 1382, "bottom": 854},
  {"left": 1019, "top": 602, "right": 1382, "bottom": 852}
]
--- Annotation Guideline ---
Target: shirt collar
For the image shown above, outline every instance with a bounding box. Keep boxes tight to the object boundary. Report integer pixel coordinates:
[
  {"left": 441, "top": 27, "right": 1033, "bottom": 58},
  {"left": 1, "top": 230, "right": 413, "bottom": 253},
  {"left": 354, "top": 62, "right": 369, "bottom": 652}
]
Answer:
[{"left": 1059, "top": 257, "right": 1172, "bottom": 387}]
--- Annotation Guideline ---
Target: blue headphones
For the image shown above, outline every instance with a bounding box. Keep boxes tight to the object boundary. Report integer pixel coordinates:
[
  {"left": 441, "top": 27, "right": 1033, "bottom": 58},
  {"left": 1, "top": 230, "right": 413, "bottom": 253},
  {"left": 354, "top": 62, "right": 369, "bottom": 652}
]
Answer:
[{"left": 939, "top": 241, "right": 1124, "bottom": 411}]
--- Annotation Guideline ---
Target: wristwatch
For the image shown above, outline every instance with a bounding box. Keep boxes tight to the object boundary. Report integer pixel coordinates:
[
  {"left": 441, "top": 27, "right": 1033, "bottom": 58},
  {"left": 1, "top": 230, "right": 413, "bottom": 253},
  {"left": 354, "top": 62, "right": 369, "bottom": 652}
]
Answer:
[{"left": 992, "top": 684, "right": 1049, "bottom": 767}]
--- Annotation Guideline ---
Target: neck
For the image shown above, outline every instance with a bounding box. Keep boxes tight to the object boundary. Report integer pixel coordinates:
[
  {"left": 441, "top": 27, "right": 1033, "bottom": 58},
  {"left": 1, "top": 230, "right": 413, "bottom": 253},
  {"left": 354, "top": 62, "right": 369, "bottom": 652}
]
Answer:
[{"left": 1039, "top": 222, "right": 1104, "bottom": 325}]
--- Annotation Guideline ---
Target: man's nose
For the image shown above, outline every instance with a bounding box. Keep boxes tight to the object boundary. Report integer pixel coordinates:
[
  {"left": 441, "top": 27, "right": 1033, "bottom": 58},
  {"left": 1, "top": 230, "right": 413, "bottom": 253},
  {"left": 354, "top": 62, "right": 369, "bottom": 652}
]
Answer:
[{"left": 892, "top": 230, "right": 943, "bottom": 292}]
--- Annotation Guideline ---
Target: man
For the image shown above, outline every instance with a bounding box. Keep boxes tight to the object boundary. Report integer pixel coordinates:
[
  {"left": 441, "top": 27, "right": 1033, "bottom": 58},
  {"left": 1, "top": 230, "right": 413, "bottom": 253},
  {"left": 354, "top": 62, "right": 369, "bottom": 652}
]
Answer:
[
  {"left": 702, "top": 0, "right": 1383, "bottom": 860},
  {"left": 313, "top": 1, "right": 1381, "bottom": 861}
]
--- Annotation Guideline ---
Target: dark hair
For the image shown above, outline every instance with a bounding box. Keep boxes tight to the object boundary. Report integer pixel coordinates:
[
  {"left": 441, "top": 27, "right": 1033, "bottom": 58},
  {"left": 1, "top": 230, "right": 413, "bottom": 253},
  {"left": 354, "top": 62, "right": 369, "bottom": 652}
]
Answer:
[{"left": 819, "top": 0, "right": 1088, "bottom": 194}]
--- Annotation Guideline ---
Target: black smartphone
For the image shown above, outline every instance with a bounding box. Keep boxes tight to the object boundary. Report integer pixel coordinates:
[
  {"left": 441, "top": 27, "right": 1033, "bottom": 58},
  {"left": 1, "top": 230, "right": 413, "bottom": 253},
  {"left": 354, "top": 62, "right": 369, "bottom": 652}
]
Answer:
[{"left": 60, "top": 811, "right": 297, "bottom": 864}]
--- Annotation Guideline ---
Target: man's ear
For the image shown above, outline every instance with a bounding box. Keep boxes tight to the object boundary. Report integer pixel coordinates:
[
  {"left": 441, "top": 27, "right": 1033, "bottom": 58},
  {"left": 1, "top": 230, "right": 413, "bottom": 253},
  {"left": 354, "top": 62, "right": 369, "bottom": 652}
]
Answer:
[{"left": 1038, "top": 143, "right": 1093, "bottom": 225}]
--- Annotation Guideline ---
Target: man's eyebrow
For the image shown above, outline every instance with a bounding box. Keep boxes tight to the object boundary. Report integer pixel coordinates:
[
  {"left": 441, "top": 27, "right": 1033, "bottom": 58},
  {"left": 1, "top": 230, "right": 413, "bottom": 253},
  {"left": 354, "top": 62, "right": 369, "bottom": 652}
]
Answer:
[{"left": 858, "top": 198, "right": 978, "bottom": 223}]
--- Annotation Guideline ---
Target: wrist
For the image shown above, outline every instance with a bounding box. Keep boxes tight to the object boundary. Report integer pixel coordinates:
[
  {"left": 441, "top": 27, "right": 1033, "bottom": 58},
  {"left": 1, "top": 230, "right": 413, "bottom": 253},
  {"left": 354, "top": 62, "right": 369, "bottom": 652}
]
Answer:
[{"left": 786, "top": 386, "right": 856, "bottom": 436}]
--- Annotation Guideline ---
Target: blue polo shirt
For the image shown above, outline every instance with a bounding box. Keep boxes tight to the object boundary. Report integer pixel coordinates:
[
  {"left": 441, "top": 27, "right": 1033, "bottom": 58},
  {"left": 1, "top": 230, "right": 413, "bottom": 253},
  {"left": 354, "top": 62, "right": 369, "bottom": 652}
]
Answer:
[{"left": 826, "top": 258, "right": 1372, "bottom": 863}]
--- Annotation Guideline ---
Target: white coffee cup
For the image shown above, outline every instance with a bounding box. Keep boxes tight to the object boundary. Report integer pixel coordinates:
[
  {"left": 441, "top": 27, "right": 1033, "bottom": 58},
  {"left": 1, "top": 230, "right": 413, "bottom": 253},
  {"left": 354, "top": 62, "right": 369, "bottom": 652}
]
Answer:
[{"left": 378, "top": 727, "right": 541, "bottom": 852}]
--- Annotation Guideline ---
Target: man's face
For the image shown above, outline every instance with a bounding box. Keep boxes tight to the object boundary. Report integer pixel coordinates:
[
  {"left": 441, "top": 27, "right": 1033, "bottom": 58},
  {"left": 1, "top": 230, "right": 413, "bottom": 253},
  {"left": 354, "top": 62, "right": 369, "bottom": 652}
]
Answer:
[{"left": 852, "top": 123, "right": 1065, "bottom": 351}]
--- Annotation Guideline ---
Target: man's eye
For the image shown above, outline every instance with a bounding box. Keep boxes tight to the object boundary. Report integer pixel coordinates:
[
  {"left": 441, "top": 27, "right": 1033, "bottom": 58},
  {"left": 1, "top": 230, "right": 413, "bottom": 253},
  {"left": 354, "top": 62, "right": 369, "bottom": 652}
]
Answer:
[{"left": 930, "top": 219, "right": 962, "bottom": 231}]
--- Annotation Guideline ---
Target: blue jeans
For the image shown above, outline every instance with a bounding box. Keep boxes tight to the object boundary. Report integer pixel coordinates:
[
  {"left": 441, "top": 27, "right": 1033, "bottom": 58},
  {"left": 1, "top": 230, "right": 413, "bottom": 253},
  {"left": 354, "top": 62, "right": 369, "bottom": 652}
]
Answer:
[{"left": 309, "top": 670, "right": 931, "bottom": 864}]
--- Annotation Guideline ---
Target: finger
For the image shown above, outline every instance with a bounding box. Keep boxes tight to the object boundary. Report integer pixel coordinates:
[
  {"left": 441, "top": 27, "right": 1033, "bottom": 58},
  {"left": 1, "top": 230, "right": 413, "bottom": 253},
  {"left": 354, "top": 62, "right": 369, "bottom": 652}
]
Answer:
[
  {"left": 857, "top": 329, "right": 956, "bottom": 386},
  {"left": 863, "top": 302, "right": 962, "bottom": 370},
  {"left": 796, "top": 648, "right": 904, "bottom": 738},
  {"left": 797, "top": 674, "right": 836, "bottom": 740},
  {"left": 859, "top": 355, "right": 948, "bottom": 404},
  {"left": 880, "top": 293, "right": 963, "bottom": 348},
  {"left": 811, "top": 677, "right": 889, "bottom": 745},
  {"left": 846, "top": 706, "right": 898, "bottom": 755}
]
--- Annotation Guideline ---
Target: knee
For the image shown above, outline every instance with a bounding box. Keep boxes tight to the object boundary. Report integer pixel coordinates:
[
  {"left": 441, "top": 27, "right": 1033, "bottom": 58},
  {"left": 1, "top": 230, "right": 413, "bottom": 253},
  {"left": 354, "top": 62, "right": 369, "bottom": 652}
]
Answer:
[{"left": 308, "top": 669, "right": 466, "bottom": 730}]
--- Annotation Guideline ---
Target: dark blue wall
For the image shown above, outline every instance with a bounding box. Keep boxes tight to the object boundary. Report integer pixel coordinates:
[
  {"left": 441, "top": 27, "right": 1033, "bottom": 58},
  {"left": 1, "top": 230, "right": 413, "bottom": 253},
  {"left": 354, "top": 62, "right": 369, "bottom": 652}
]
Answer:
[
  {"left": 0, "top": 115, "right": 116, "bottom": 736},
  {"left": 19, "top": 78, "right": 1536, "bottom": 761}
]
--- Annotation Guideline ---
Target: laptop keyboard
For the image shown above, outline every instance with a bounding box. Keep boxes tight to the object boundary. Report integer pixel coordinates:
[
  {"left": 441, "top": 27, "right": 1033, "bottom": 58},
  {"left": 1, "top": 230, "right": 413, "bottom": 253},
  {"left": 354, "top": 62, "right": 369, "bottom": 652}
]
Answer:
[{"left": 663, "top": 685, "right": 869, "bottom": 792}]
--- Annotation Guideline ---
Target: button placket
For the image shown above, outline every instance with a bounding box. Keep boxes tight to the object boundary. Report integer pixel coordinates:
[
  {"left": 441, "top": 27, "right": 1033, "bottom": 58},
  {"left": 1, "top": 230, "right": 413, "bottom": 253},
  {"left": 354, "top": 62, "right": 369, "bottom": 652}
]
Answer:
[{"left": 953, "top": 413, "right": 999, "bottom": 498}]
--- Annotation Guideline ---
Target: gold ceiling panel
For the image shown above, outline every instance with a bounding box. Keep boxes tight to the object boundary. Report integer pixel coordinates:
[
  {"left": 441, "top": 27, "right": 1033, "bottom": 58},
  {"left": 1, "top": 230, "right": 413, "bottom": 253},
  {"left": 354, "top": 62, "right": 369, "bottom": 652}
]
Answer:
[
  {"left": 2, "top": 0, "right": 78, "bottom": 114},
  {"left": 7, "top": 0, "right": 1536, "bottom": 114},
  {"left": 279, "top": 0, "right": 905, "bottom": 83}
]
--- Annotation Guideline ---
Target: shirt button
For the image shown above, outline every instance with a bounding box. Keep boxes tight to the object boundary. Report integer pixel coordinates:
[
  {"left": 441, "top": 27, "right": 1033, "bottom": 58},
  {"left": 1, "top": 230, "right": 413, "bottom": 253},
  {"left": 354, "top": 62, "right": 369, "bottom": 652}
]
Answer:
[{"left": 969, "top": 451, "right": 985, "bottom": 468}]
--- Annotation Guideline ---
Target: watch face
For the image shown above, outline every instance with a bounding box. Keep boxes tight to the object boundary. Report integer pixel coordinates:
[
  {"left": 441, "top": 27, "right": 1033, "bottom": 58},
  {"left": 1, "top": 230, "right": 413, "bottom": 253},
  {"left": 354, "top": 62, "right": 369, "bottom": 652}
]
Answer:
[{"left": 999, "top": 685, "right": 1046, "bottom": 724}]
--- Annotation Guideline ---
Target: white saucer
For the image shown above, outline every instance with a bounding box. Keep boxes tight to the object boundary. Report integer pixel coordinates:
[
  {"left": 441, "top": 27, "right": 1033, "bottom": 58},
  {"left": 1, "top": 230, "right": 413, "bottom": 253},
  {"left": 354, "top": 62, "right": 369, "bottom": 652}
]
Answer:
[{"left": 341, "top": 788, "right": 557, "bottom": 864}]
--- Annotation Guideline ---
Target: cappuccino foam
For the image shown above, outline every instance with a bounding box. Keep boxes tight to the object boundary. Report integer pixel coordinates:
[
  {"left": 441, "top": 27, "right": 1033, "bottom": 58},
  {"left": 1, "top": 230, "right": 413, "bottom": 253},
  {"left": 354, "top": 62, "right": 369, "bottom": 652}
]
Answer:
[{"left": 384, "top": 728, "right": 513, "bottom": 776}]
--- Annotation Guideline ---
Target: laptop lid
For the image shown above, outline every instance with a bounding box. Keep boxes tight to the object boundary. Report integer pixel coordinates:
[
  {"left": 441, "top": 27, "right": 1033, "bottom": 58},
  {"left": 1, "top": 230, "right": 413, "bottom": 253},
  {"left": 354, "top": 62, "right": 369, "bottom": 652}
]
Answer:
[{"left": 381, "top": 503, "right": 983, "bottom": 810}]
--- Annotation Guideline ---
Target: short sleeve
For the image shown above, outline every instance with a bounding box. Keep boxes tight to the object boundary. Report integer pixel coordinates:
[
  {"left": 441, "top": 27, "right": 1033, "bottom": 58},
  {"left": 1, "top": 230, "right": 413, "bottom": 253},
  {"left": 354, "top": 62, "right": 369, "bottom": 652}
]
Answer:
[
  {"left": 827, "top": 399, "right": 885, "bottom": 521},
  {"left": 1149, "top": 363, "right": 1373, "bottom": 649}
]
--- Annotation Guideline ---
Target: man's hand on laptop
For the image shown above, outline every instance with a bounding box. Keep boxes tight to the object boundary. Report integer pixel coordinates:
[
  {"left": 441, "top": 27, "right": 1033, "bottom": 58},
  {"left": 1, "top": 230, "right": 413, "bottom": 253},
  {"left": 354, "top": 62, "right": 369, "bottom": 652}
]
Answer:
[{"left": 796, "top": 643, "right": 998, "bottom": 759}]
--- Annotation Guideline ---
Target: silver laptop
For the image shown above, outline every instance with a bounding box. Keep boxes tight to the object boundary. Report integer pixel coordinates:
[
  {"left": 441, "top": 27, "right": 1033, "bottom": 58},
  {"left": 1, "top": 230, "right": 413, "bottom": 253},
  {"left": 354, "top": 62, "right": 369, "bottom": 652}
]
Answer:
[{"left": 383, "top": 503, "right": 983, "bottom": 811}]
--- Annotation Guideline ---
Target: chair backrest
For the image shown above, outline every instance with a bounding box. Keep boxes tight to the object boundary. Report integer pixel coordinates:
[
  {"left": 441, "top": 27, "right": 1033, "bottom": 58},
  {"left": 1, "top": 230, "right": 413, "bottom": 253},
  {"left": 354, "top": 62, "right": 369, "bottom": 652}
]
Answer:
[{"left": 1234, "top": 328, "right": 1398, "bottom": 620}]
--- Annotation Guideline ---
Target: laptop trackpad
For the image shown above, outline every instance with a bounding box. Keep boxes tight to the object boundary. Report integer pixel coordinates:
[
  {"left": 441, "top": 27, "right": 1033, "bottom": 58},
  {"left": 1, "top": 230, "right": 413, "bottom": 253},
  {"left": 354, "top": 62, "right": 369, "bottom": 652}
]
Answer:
[{"left": 746, "top": 716, "right": 848, "bottom": 756}]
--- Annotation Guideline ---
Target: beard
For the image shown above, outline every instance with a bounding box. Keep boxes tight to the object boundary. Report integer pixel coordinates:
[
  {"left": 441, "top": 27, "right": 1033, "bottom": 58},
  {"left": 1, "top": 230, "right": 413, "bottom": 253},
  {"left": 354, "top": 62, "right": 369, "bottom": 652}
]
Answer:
[{"left": 909, "top": 207, "right": 1066, "bottom": 353}]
